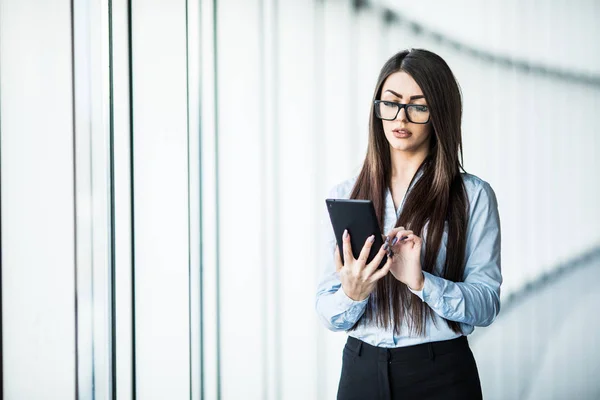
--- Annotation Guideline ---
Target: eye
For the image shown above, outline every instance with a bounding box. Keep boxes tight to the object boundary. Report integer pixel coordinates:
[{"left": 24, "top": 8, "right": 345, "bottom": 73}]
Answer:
[
  {"left": 413, "top": 105, "right": 428, "bottom": 112},
  {"left": 382, "top": 101, "right": 396, "bottom": 107}
]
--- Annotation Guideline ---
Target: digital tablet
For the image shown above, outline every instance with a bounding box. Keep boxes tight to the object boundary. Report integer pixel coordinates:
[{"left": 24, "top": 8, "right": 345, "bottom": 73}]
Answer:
[{"left": 325, "top": 198, "right": 388, "bottom": 269}]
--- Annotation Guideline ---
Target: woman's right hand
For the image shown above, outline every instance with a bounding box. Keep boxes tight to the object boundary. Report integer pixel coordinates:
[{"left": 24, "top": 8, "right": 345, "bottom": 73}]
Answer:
[{"left": 334, "top": 229, "right": 392, "bottom": 301}]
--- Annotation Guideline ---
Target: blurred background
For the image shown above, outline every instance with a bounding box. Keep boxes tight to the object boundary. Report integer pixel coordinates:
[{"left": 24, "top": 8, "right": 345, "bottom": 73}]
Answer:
[{"left": 1, "top": 0, "right": 599, "bottom": 399}]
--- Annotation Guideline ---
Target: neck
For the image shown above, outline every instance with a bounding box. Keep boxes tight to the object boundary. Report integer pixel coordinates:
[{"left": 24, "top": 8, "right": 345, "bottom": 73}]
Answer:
[{"left": 390, "top": 148, "right": 429, "bottom": 186}]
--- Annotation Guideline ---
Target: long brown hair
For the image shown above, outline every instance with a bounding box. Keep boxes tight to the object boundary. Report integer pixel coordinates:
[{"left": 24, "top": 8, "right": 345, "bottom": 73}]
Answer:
[{"left": 350, "top": 49, "right": 468, "bottom": 335}]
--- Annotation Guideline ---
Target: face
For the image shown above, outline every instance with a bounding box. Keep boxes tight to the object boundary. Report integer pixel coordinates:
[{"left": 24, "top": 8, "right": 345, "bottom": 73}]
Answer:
[{"left": 378, "top": 71, "right": 432, "bottom": 154}]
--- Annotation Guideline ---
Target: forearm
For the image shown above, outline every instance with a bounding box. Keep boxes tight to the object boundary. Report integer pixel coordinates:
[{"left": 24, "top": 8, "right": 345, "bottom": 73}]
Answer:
[{"left": 410, "top": 271, "right": 500, "bottom": 327}]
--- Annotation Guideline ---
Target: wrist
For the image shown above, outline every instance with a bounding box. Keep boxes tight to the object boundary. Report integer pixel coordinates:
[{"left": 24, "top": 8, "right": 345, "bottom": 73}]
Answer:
[
  {"left": 348, "top": 290, "right": 370, "bottom": 302},
  {"left": 408, "top": 272, "right": 425, "bottom": 291},
  {"left": 342, "top": 285, "right": 370, "bottom": 302}
]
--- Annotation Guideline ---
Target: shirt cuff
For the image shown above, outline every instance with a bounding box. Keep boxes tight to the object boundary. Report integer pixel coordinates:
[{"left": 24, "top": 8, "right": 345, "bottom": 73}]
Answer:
[
  {"left": 408, "top": 279, "right": 424, "bottom": 301},
  {"left": 333, "top": 285, "right": 369, "bottom": 309},
  {"left": 423, "top": 271, "right": 446, "bottom": 305},
  {"left": 408, "top": 271, "right": 444, "bottom": 303}
]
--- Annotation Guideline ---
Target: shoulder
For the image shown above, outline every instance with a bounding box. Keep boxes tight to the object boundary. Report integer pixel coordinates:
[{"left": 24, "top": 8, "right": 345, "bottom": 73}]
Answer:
[
  {"left": 460, "top": 172, "right": 499, "bottom": 216},
  {"left": 326, "top": 175, "right": 359, "bottom": 200},
  {"left": 461, "top": 172, "right": 495, "bottom": 196},
  {"left": 461, "top": 172, "right": 487, "bottom": 191}
]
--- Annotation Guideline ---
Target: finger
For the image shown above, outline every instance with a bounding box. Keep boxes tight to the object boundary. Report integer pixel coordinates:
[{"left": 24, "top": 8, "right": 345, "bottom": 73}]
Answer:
[
  {"left": 395, "top": 234, "right": 420, "bottom": 250},
  {"left": 386, "top": 227, "right": 411, "bottom": 243},
  {"left": 408, "top": 233, "right": 422, "bottom": 245},
  {"left": 334, "top": 246, "right": 343, "bottom": 273},
  {"left": 357, "top": 235, "right": 375, "bottom": 265},
  {"left": 403, "top": 233, "right": 422, "bottom": 248},
  {"left": 369, "top": 255, "right": 392, "bottom": 282},
  {"left": 385, "top": 226, "right": 405, "bottom": 240},
  {"left": 364, "top": 241, "right": 389, "bottom": 276},
  {"left": 342, "top": 229, "right": 354, "bottom": 265},
  {"left": 392, "top": 230, "right": 414, "bottom": 246}
]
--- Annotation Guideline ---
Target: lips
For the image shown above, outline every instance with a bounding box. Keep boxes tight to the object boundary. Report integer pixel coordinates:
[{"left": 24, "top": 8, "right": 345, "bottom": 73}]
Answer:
[{"left": 392, "top": 128, "right": 412, "bottom": 138}]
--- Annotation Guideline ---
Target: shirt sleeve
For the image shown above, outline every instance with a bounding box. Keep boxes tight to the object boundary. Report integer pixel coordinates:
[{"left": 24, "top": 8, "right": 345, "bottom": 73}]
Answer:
[
  {"left": 408, "top": 181, "right": 503, "bottom": 327},
  {"left": 314, "top": 185, "right": 369, "bottom": 332}
]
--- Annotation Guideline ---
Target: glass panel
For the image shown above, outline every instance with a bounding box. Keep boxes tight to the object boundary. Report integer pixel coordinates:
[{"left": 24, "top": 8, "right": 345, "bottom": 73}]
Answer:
[{"left": 131, "top": 1, "right": 191, "bottom": 398}]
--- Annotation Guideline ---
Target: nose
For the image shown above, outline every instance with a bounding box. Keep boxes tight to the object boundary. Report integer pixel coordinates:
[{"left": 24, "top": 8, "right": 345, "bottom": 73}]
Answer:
[{"left": 396, "top": 106, "right": 408, "bottom": 122}]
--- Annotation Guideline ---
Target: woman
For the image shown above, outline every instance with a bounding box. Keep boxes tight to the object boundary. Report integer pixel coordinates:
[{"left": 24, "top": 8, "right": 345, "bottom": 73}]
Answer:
[{"left": 315, "top": 48, "right": 502, "bottom": 400}]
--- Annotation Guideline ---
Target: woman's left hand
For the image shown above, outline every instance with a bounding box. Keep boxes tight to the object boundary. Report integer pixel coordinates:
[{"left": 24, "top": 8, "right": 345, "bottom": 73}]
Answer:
[{"left": 385, "top": 227, "right": 425, "bottom": 291}]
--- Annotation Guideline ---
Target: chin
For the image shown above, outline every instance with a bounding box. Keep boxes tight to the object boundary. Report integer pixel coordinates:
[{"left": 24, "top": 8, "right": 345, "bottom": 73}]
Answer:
[
  {"left": 387, "top": 134, "right": 428, "bottom": 153},
  {"left": 391, "top": 144, "right": 415, "bottom": 152},
  {"left": 388, "top": 137, "right": 415, "bottom": 151}
]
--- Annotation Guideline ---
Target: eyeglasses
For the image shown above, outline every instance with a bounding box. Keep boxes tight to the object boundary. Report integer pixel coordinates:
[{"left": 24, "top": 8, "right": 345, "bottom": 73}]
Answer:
[{"left": 373, "top": 100, "right": 430, "bottom": 124}]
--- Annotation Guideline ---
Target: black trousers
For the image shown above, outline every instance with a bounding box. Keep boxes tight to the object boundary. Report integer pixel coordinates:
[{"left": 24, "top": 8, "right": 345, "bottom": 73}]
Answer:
[{"left": 337, "top": 335, "right": 483, "bottom": 400}]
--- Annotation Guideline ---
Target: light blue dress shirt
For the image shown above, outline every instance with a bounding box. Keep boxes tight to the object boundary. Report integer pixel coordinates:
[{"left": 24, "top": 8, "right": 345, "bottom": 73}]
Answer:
[{"left": 315, "top": 171, "right": 502, "bottom": 348}]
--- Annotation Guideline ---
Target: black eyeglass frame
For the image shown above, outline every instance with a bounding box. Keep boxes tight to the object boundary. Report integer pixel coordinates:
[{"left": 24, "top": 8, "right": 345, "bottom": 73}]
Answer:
[{"left": 373, "top": 100, "right": 431, "bottom": 124}]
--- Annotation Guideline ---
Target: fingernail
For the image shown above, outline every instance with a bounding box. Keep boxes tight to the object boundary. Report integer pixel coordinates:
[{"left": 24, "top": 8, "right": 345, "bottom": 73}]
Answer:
[
  {"left": 384, "top": 236, "right": 389, "bottom": 244},
  {"left": 383, "top": 242, "right": 389, "bottom": 250},
  {"left": 388, "top": 250, "right": 393, "bottom": 258},
  {"left": 391, "top": 237, "right": 398, "bottom": 246},
  {"left": 343, "top": 229, "right": 348, "bottom": 239},
  {"left": 368, "top": 235, "right": 375, "bottom": 243}
]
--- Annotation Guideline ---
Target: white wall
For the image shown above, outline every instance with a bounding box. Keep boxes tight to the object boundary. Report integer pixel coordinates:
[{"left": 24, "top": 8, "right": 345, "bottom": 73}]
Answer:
[
  {"left": 1, "top": 0, "right": 599, "bottom": 399},
  {"left": 1, "top": 0, "right": 76, "bottom": 398}
]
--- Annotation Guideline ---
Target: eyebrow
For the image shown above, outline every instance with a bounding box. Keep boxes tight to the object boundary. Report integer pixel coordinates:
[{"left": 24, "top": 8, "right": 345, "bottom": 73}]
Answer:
[{"left": 384, "top": 90, "right": 425, "bottom": 101}]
